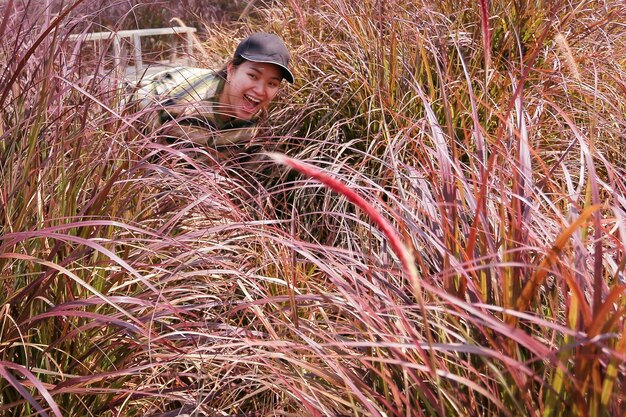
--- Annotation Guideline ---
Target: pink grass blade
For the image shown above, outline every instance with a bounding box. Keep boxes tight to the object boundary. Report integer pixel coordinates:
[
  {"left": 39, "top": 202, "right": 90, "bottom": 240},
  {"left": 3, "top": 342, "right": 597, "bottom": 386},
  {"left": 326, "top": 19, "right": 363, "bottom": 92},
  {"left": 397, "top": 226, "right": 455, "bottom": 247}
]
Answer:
[
  {"left": 515, "top": 204, "right": 601, "bottom": 313},
  {"left": 511, "top": 75, "right": 533, "bottom": 200},
  {"left": 0, "top": 0, "right": 85, "bottom": 108},
  {"left": 411, "top": 83, "right": 453, "bottom": 194},
  {"left": 269, "top": 153, "right": 450, "bottom": 415},
  {"left": 0, "top": 252, "right": 147, "bottom": 332},
  {"left": 0, "top": 361, "right": 63, "bottom": 417},
  {"left": 268, "top": 153, "right": 418, "bottom": 289},
  {"left": 0, "top": 0, "right": 14, "bottom": 41},
  {"left": 478, "top": 0, "right": 491, "bottom": 70},
  {"left": 1, "top": 232, "right": 160, "bottom": 295},
  {"left": 548, "top": 101, "right": 609, "bottom": 313}
]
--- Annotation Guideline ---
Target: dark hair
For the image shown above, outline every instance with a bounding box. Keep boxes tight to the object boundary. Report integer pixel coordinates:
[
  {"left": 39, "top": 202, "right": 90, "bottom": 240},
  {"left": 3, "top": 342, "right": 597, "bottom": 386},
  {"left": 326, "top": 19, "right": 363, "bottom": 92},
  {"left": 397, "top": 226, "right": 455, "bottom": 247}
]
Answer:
[{"left": 217, "top": 55, "right": 248, "bottom": 80}]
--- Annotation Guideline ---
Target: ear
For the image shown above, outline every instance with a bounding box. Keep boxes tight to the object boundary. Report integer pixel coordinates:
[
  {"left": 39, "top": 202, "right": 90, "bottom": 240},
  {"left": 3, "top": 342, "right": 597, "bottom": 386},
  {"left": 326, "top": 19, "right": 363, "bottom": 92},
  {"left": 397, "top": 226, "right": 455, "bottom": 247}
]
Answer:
[{"left": 226, "top": 62, "right": 233, "bottom": 80}]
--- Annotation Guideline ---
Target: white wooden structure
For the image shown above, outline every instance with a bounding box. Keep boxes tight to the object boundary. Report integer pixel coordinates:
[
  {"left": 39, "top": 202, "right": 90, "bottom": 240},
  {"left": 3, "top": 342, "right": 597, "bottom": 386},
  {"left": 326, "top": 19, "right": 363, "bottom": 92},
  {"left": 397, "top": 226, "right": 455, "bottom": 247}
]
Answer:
[{"left": 69, "top": 27, "right": 198, "bottom": 78}]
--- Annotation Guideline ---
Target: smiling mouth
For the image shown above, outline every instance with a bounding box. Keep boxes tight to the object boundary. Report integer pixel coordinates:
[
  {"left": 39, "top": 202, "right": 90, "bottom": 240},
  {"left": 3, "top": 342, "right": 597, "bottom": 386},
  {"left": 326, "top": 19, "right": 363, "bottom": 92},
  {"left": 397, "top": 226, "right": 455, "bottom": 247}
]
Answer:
[{"left": 243, "top": 94, "right": 261, "bottom": 112}]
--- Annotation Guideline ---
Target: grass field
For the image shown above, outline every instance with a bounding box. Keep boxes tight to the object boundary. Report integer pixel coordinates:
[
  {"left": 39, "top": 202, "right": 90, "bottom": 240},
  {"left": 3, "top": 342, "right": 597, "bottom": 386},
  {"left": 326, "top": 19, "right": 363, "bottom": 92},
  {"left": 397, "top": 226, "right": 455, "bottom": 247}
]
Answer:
[{"left": 1, "top": 0, "right": 625, "bottom": 416}]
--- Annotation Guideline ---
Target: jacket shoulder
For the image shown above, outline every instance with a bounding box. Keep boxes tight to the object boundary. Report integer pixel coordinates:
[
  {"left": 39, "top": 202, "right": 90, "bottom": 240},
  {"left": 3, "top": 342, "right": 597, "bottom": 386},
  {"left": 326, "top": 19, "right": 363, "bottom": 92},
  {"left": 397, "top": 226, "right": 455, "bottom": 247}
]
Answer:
[{"left": 135, "top": 67, "right": 219, "bottom": 108}]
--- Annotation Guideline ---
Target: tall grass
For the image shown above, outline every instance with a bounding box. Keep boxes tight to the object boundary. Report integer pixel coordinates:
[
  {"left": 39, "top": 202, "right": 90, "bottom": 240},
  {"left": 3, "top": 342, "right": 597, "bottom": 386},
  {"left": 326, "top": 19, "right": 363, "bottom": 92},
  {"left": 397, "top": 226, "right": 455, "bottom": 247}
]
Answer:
[{"left": 1, "top": 0, "right": 625, "bottom": 416}]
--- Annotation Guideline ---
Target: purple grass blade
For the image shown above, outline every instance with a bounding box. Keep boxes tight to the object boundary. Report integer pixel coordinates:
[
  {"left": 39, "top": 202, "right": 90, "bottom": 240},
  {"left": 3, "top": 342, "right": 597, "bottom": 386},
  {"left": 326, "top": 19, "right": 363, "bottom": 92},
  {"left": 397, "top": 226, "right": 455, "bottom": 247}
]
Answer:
[{"left": 0, "top": 361, "right": 62, "bottom": 417}]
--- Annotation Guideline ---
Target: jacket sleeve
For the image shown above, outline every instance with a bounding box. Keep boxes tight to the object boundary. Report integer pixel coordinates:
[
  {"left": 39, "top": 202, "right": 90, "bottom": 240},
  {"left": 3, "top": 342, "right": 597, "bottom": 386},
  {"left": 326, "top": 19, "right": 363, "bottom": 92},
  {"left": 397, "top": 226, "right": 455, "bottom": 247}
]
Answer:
[{"left": 158, "top": 100, "right": 259, "bottom": 148}]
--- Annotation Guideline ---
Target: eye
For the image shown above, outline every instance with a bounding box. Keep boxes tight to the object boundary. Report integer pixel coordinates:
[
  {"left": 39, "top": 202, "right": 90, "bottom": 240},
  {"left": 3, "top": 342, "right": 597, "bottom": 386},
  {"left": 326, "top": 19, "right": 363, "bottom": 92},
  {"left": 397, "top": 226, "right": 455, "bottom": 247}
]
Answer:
[{"left": 248, "top": 73, "right": 257, "bottom": 80}]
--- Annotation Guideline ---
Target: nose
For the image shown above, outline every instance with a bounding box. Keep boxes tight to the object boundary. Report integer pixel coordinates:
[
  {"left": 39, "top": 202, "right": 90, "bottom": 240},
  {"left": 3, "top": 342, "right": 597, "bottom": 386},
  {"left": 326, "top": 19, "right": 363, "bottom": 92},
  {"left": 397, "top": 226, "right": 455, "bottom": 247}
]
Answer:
[{"left": 252, "top": 81, "right": 268, "bottom": 98}]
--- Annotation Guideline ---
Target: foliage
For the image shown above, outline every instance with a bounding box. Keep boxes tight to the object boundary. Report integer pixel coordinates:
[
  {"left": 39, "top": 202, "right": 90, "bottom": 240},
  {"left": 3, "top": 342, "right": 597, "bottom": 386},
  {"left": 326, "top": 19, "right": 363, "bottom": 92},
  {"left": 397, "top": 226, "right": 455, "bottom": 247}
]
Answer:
[{"left": 1, "top": 0, "right": 625, "bottom": 416}]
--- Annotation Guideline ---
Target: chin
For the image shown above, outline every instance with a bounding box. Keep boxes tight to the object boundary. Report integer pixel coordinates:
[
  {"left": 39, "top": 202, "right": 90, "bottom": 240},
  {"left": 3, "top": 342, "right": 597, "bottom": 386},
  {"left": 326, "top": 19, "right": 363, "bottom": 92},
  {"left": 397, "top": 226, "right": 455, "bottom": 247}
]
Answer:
[
  {"left": 236, "top": 105, "right": 262, "bottom": 120},
  {"left": 235, "top": 111, "right": 255, "bottom": 121}
]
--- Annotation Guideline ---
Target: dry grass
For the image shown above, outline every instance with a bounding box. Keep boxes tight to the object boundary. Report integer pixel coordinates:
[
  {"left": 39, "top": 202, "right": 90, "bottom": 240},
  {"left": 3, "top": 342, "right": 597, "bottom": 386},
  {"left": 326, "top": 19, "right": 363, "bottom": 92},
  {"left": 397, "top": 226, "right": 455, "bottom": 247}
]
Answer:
[{"left": 1, "top": 0, "right": 626, "bottom": 416}]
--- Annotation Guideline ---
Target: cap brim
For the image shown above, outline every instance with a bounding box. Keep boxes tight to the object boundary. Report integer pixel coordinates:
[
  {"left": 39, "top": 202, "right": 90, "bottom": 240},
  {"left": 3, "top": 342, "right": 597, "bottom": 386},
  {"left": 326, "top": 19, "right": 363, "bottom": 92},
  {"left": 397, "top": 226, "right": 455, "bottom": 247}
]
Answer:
[{"left": 240, "top": 53, "right": 294, "bottom": 84}]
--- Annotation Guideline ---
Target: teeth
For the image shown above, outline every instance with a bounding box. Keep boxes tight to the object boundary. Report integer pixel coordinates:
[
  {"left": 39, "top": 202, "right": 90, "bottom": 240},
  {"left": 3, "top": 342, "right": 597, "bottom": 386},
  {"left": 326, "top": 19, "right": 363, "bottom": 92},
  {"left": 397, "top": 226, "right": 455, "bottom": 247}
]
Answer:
[{"left": 245, "top": 94, "right": 260, "bottom": 104}]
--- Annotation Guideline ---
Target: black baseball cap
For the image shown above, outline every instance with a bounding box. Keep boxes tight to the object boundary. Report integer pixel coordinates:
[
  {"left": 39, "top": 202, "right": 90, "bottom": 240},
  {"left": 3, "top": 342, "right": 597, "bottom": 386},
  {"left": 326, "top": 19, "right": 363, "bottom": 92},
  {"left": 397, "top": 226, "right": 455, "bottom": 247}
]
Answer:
[{"left": 234, "top": 32, "right": 294, "bottom": 84}]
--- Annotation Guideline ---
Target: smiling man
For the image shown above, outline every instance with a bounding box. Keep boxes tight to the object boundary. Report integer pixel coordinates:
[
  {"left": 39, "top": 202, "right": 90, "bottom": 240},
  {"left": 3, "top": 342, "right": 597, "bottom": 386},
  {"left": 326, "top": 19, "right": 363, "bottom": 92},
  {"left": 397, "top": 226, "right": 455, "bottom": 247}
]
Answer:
[{"left": 135, "top": 32, "right": 294, "bottom": 160}]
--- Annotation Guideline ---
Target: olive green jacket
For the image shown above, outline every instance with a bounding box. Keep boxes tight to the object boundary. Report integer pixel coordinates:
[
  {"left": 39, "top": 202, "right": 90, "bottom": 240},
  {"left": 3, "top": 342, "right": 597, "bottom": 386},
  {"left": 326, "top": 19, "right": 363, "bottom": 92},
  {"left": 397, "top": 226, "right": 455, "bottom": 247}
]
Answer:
[{"left": 136, "top": 67, "right": 260, "bottom": 148}]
